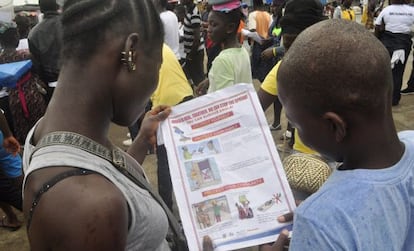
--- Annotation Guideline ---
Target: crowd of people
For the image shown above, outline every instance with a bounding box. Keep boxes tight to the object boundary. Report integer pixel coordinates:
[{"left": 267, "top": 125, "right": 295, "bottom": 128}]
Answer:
[{"left": 0, "top": 0, "right": 413, "bottom": 250}]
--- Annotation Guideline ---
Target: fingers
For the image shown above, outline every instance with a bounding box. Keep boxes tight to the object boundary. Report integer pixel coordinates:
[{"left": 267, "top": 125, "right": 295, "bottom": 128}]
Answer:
[
  {"left": 259, "top": 229, "right": 290, "bottom": 251},
  {"left": 277, "top": 212, "right": 293, "bottom": 223},
  {"left": 202, "top": 236, "right": 214, "bottom": 251},
  {"left": 277, "top": 200, "right": 302, "bottom": 222},
  {"left": 274, "top": 229, "right": 290, "bottom": 251},
  {"left": 149, "top": 106, "right": 172, "bottom": 121}
]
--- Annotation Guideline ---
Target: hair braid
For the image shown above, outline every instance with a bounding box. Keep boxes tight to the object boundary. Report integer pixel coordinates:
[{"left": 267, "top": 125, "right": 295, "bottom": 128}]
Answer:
[{"left": 61, "top": 0, "right": 163, "bottom": 62}]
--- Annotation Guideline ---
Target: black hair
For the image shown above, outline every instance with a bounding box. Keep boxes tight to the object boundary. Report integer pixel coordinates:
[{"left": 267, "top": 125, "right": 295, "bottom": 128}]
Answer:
[
  {"left": 0, "top": 28, "right": 19, "bottom": 49},
  {"left": 39, "top": 0, "right": 59, "bottom": 13},
  {"left": 14, "top": 14, "right": 31, "bottom": 39},
  {"left": 212, "top": 8, "right": 242, "bottom": 34},
  {"left": 278, "top": 20, "right": 392, "bottom": 116},
  {"left": 61, "top": 0, "right": 163, "bottom": 63},
  {"left": 160, "top": 0, "right": 168, "bottom": 10},
  {"left": 280, "top": 0, "right": 327, "bottom": 35}
]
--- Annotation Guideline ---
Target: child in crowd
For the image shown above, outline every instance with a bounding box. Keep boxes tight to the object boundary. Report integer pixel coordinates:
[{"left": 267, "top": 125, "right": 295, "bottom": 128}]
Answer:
[
  {"left": 0, "top": 110, "right": 22, "bottom": 231},
  {"left": 263, "top": 19, "right": 414, "bottom": 251},
  {"left": 258, "top": 0, "right": 326, "bottom": 158},
  {"left": 196, "top": 0, "right": 252, "bottom": 94}
]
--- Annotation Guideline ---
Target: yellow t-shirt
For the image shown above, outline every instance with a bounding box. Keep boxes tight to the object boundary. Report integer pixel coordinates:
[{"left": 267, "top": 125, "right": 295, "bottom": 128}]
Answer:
[
  {"left": 151, "top": 44, "right": 193, "bottom": 107},
  {"left": 260, "top": 61, "right": 316, "bottom": 155}
]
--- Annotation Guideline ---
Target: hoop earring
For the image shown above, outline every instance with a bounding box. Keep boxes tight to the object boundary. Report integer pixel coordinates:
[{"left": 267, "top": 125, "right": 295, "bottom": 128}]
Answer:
[{"left": 120, "top": 50, "right": 136, "bottom": 72}]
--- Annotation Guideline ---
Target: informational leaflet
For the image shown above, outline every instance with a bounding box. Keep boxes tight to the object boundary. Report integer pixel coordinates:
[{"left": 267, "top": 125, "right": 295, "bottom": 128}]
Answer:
[{"left": 159, "top": 84, "right": 296, "bottom": 251}]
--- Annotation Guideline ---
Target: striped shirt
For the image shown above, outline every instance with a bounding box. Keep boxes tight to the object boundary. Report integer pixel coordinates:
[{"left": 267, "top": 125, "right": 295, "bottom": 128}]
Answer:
[{"left": 183, "top": 5, "right": 204, "bottom": 54}]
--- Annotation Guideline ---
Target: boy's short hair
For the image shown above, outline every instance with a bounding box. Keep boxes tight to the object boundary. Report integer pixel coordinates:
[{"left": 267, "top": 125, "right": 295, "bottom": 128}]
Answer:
[{"left": 278, "top": 20, "right": 392, "bottom": 116}]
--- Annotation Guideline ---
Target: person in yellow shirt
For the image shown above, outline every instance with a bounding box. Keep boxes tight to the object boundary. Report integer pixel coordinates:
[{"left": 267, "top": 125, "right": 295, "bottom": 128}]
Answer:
[
  {"left": 259, "top": 61, "right": 316, "bottom": 154},
  {"left": 151, "top": 44, "right": 193, "bottom": 107},
  {"left": 257, "top": 0, "right": 327, "bottom": 155},
  {"left": 153, "top": 43, "right": 194, "bottom": 211}
]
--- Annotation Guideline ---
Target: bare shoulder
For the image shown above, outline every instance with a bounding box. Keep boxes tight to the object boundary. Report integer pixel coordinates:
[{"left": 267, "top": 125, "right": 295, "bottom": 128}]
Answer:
[{"left": 25, "top": 170, "right": 129, "bottom": 251}]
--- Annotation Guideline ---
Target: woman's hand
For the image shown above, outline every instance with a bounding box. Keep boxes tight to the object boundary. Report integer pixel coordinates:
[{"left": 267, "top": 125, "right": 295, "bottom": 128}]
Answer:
[
  {"left": 128, "top": 105, "right": 171, "bottom": 164},
  {"left": 137, "top": 105, "right": 171, "bottom": 147}
]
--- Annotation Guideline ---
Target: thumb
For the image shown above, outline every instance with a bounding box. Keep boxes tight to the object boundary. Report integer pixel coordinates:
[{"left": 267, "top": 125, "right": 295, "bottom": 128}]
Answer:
[
  {"left": 273, "top": 229, "right": 290, "bottom": 251},
  {"left": 202, "top": 236, "right": 214, "bottom": 251},
  {"left": 154, "top": 107, "right": 171, "bottom": 121}
]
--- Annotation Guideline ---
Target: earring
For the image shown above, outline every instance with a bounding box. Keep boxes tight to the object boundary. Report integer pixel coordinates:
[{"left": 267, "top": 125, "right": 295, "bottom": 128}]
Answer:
[{"left": 120, "top": 50, "right": 136, "bottom": 72}]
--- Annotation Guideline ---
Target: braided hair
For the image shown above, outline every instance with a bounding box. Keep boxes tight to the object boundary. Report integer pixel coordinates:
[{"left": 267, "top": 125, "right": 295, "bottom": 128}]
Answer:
[{"left": 61, "top": 0, "right": 163, "bottom": 62}]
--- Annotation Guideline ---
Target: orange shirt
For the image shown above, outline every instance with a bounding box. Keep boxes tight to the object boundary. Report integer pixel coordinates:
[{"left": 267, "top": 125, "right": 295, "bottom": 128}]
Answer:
[
  {"left": 248, "top": 10, "right": 271, "bottom": 39},
  {"left": 237, "top": 20, "right": 245, "bottom": 43}
]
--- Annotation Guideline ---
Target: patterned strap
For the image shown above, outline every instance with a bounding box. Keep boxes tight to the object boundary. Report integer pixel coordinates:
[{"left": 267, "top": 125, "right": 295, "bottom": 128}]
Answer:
[
  {"left": 27, "top": 168, "right": 95, "bottom": 230},
  {"left": 31, "top": 131, "right": 187, "bottom": 247}
]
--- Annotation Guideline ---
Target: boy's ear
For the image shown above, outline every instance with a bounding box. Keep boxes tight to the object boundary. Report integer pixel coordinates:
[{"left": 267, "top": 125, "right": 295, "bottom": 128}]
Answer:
[{"left": 322, "top": 112, "right": 347, "bottom": 143}]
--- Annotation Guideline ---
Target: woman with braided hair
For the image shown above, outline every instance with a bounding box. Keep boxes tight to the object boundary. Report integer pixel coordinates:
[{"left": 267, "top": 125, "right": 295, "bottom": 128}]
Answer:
[{"left": 21, "top": 0, "right": 174, "bottom": 250}]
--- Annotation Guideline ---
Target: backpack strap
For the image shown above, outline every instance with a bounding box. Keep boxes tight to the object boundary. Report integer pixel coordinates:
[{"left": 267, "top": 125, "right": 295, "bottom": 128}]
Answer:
[{"left": 31, "top": 131, "right": 187, "bottom": 249}]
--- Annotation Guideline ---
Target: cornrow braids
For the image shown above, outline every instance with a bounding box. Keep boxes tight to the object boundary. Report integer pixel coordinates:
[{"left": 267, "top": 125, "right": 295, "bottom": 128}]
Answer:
[{"left": 61, "top": 0, "right": 163, "bottom": 62}]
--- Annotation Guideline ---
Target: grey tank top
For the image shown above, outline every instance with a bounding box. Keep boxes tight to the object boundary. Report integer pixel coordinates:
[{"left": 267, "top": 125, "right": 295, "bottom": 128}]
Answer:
[{"left": 22, "top": 127, "right": 170, "bottom": 251}]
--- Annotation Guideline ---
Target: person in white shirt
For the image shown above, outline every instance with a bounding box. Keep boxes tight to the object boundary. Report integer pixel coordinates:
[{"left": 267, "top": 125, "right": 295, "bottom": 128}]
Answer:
[
  {"left": 154, "top": 0, "right": 180, "bottom": 59},
  {"left": 375, "top": 0, "right": 414, "bottom": 106}
]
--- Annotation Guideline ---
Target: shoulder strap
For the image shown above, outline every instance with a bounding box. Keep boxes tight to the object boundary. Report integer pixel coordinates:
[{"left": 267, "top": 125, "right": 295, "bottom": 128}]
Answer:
[
  {"left": 32, "top": 131, "right": 187, "bottom": 246},
  {"left": 27, "top": 168, "right": 95, "bottom": 230}
]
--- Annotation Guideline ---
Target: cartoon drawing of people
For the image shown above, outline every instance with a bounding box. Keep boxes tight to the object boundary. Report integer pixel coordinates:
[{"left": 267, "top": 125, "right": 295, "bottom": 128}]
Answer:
[
  {"left": 182, "top": 146, "right": 195, "bottom": 160},
  {"left": 196, "top": 204, "right": 211, "bottom": 229},
  {"left": 212, "top": 200, "right": 222, "bottom": 223},
  {"left": 190, "top": 162, "right": 203, "bottom": 188},
  {"left": 239, "top": 195, "right": 254, "bottom": 219},
  {"left": 206, "top": 140, "right": 219, "bottom": 154}
]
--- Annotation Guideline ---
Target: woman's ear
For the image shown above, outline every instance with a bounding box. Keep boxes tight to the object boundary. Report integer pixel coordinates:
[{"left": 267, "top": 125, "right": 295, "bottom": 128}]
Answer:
[
  {"left": 120, "top": 33, "right": 139, "bottom": 72},
  {"left": 123, "top": 33, "right": 139, "bottom": 52},
  {"left": 323, "top": 112, "right": 347, "bottom": 143}
]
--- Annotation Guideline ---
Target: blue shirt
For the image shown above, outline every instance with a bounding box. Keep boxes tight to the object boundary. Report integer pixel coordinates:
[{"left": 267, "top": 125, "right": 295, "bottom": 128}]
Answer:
[{"left": 290, "top": 130, "right": 414, "bottom": 251}]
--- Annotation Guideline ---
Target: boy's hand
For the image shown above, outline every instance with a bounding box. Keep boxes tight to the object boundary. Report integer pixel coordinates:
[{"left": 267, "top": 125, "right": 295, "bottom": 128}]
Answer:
[
  {"left": 259, "top": 200, "right": 302, "bottom": 251},
  {"left": 3, "top": 136, "right": 20, "bottom": 156},
  {"left": 261, "top": 47, "right": 274, "bottom": 60}
]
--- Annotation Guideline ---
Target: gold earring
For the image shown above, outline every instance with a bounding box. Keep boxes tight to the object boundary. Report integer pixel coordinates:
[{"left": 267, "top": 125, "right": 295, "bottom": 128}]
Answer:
[{"left": 120, "top": 50, "right": 136, "bottom": 72}]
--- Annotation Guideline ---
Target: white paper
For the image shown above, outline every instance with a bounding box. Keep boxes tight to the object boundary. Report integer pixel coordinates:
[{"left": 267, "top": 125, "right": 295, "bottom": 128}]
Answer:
[
  {"left": 241, "top": 29, "right": 266, "bottom": 45},
  {"left": 159, "top": 84, "right": 296, "bottom": 251}
]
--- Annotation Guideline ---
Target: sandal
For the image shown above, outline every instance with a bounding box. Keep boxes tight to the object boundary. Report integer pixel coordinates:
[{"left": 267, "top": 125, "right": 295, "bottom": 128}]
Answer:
[{"left": 0, "top": 215, "right": 21, "bottom": 231}]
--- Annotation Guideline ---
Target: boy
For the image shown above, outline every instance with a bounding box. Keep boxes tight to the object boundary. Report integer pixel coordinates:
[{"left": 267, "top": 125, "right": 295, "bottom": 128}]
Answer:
[{"left": 265, "top": 19, "right": 413, "bottom": 250}]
